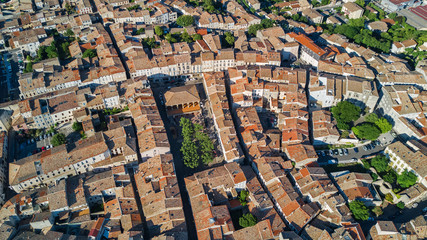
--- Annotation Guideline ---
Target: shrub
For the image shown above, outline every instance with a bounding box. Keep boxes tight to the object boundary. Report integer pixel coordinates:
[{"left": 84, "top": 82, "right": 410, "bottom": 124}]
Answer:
[{"left": 385, "top": 193, "right": 393, "bottom": 203}]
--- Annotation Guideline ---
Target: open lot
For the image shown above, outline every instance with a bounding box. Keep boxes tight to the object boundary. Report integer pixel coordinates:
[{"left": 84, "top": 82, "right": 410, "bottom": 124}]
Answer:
[{"left": 316, "top": 132, "right": 395, "bottom": 165}]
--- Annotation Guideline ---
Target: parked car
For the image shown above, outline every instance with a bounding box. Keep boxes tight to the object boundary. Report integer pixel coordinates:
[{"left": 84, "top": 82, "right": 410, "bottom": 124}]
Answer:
[
  {"left": 333, "top": 149, "right": 339, "bottom": 155},
  {"left": 338, "top": 149, "right": 343, "bottom": 156},
  {"left": 344, "top": 149, "right": 349, "bottom": 155},
  {"left": 329, "top": 150, "right": 333, "bottom": 155},
  {"left": 412, "top": 203, "right": 418, "bottom": 208},
  {"left": 321, "top": 151, "right": 326, "bottom": 157},
  {"left": 41, "top": 146, "right": 46, "bottom": 151},
  {"left": 27, "top": 139, "right": 31, "bottom": 144},
  {"left": 31, "top": 139, "right": 35, "bottom": 143},
  {"left": 354, "top": 148, "right": 359, "bottom": 153},
  {"left": 363, "top": 145, "right": 368, "bottom": 151}
]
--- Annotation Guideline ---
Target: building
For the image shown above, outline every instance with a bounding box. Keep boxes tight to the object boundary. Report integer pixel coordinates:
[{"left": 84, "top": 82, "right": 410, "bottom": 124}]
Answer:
[
  {"left": 391, "top": 39, "right": 417, "bottom": 54},
  {"left": 286, "top": 33, "right": 326, "bottom": 68},
  {"left": 331, "top": 171, "right": 381, "bottom": 206},
  {"left": 385, "top": 141, "right": 427, "bottom": 187},
  {"left": 368, "top": 221, "right": 400, "bottom": 240},
  {"left": 9, "top": 133, "right": 110, "bottom": 193},
  {"left": 342, "top": 2, "right": 364, "bottom": 19},
  {"left": 311, "top": 110, "right": 340, "bottom": 146},
  {"left": 380, "top": 0, "right": 420, "bottom": 12},
  {"left": 164, "top": 85, "right": 201, "bottom": 116}
]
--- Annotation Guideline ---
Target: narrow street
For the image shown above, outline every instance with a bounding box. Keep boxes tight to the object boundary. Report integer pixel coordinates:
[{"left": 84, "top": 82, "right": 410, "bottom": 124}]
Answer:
[{"left": 150, "top": 86, "right": 198, "bottom": 240}]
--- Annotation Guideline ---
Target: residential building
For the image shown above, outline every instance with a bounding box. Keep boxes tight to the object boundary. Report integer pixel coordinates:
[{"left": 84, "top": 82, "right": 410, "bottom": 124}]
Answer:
[
  {"left": 385, "top": 141, "right": 427, "bottom": 187},
  {"left": 342, "top": 3, "right": 364, "bottom": 19}
]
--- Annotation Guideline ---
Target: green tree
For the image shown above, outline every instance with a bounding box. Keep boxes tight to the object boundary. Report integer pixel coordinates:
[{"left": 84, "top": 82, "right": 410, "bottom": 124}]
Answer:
[
  {"left": 176, "top": 15, "right": 194, "bottom": 27},
  {"left": 352, "top": 123, "right": 381, "bottom": 140},
  {"left": 261, "top": 19, "right": 274, "bottom": 28},
  {"left": 72, "top": 122, "right": 83, "bottom": 132},
  {"left": 385, "top": 193, "right": 394, "bottom": 202},
  {"left": 383, "top": 170, "right": 397, "bottom": 184},
  {"left": 46, "top": 42, "right": 58, "bottom": 58},
  {"left": 135, "top": 28, "right": 145, "bottom": 35},
  {"left": 331, "top": 101, "right": 361, "bottom": 127},
  {"left": 371, "top": 172, "right": 378, "bottom": 181},
  {"left": 180, "top": 31, "right": 193, "bottom": 43},
  {"left": 127, "top": 4, "right": 139, "bottom": 11},
  {"left": 365, "top": 113, "right": 379, "bottom": 123},
  {"left": 375, "top": 117, "right": 392, "bottom": 133},
  {"left": 371, "top": 155, "right": 389, "bottom": 173},
  {"left": 203, "top": 0, "right": 216, "bottom": 13},
  {"left": 239, "top": 213, "right": 257, "bottom": 228},
  {"left": 82, "top": 49, "right": 97, "bottom": 58},
  {"left": 372, "top": 206, "right": 383, "bottom": 216},
  {"left": 397, "top": 170, "right": 417, "bottom": 188},
  {"left": 60, "top": 42, "right": 71, "bottom": 59},
  {"left": 65, "top": 3, "right": 75, "bottom": 14},
  {"left": 396, "top": 202, "right": 405, "bottom": 209},
  {"left": 355, "top": 0, "right": 365, "bottom": 7},
  {"left": 224, "top": 32, "right": 235, "bottom": 47},
  {"left": 51, "top": 133, "right": 66, "bottom": 146},
  {"left": 349, "top": 200, "right": 369, "bottom": 221},
  {"left": 248, "top": 24, "right": 264, "bottom": 36},
  {"left": 65, "top": 29, "right": 74, "bottom": 37},
  {"left": 192, "top": 34, "right": 202, "bottom": 41},
  {"left": 24, "top": 61, "right": 33, "bottom": 73},
  {"left": 321, "top": 0, "right": 330, "bottom": 5},
  {"left": 155, "top": 26, "right": 164, "bottom": 37},
  {"left": 165, "top": 33, "right": 178, "bottom": 43},
  {"left": 238, "top": 190, "right": 249, "bottom": 206}
]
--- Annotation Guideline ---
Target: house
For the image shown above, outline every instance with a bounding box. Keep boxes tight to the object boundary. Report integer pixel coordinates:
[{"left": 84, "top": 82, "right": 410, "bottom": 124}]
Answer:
[
  {"left": 326, "top": 16, "right": 342, "bottom": 25},
  {"left": 302, "top": 9, "right": 324, "bottom": 24},
  {"left": 384, "top": 141, "right": 427, "bottom": 187},
  {"left": 30, "top": 212, "right": 54, "bottom": 230},
  {"left": 342, "top": 2, "right": 364, "bottom": 19},
  {"left": 285, "top": 144, "right": 318, "bottom": 167},
  {"left": 391, "top": 39, "right": 417, "bottom": 54},
  {"left": 286, "top": 32, "right": 326, "bottom": 68},
  {"left": 368, "top": 221, "right": 401, "bottom": 240},
  {"left": 311, "top": 110, "right": 340, "bottom": 146},
  {"left": 367, "top": 21, "right": 388, "bottom": 32},
  {"left": 331, "top": 171, "right": 381, "bottom": 206},
  {"left": 247, "top": 0, "right": 261, "bottom": 10}
]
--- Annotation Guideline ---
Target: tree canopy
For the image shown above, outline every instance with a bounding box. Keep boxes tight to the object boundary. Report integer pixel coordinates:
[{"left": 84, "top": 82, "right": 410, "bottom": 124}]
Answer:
[
  {"left": 72, "top": 122, "right": 83, "bottom": 132},
  {"left": 365, "top": 113, "right": 379, "bottom": 123},
  {"left": 51, "top": 133, "right": 66, "bottom": 147},
  {"left": 375, "top": 117, "right": 392, "bottom": 133},
  {"left": 349, "top": 200, "right": 370, "bottom": 221},
  {"left": 155, "top": 26, "right": 164, "bottom": 36},
  {"left": 331, "top": 101, "right": 361, "bottom": 129},
  {"left": 239, "top": 213, "right": 257, "bottom": 228},
  {"left": 370, "top": 154, "right": 389, "bottom": 173},
  {"left": 82, "top": 49, "right": 97, "bottom": 58},
  {"left": 352, "top": 123, "right": 381, "bottom": 140},
  {"left": 397, "top": 170, "right": 418, "bottom": 188},
  {"left": 176, "top": 15, "right": 194, "bottom": 27},
  {"left": 224, "top": 32, "right": 235, "bottom": 48},
  {"left": 179, "top": 118, "right": 214, "bottom": 168},
  {"left": 238, "top": 190, "right": 249, "bottom": 206}
]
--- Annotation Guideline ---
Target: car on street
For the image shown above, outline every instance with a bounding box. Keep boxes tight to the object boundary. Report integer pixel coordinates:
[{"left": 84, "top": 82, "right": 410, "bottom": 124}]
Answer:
[
  {"left": 329, "top": 150, "right": 333, "bottom": 155},
  {"left": 412, "top": 203, "right": 418, "bottom": 208},
  {"left": 344, "top": 149, "right": 349, "bottom": 155},
  {"left": 333, "top": 149, "right": 339, "bottom": 155},
  {"left": 338, "top": 149, "right": 343, "bottom": 156},
  {"left": 321, "top": 151, "right": 326, "bottom": 156},
  {"left": 354, "top": 148, "right": 359, "bottom": 153},
  {"left": 27, "top": 139, "right": 31, "bottom": 144}
]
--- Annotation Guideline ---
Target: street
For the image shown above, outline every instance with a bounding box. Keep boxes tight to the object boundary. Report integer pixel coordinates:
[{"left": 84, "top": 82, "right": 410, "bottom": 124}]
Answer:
[{"left": 150, "top": 86, "right": 198, "bottom": 240}]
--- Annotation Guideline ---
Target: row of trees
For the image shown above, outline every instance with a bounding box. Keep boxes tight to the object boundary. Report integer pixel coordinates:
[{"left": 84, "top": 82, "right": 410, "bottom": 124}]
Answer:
[{"left": 180, "top": 118, "right": 214, "bottom": 168}]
